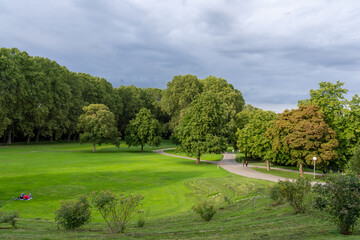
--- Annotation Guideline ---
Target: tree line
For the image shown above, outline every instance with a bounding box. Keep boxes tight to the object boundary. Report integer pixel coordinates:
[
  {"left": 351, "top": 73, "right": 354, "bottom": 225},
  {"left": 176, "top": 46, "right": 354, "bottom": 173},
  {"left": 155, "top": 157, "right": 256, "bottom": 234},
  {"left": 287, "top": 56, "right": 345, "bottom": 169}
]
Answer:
[
  {"left": 0, "top": 48, "right": 169, "bottom": 144},
  {"left": 2, "top": 47, "right": 359, "bottom": 171},
  {"left": 0, "top": 48, "right": 245, "bottom": 148},
  {"left": 236, "top": 81, "right": 360, "bottom": 173}
]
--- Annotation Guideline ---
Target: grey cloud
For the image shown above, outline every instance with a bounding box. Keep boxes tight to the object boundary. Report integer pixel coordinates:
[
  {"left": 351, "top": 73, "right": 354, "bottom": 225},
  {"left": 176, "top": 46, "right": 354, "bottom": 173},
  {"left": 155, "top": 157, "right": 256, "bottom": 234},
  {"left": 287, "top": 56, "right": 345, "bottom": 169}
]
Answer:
[{"left": 1, "top": 0, "right": 360, "bottom": 112}]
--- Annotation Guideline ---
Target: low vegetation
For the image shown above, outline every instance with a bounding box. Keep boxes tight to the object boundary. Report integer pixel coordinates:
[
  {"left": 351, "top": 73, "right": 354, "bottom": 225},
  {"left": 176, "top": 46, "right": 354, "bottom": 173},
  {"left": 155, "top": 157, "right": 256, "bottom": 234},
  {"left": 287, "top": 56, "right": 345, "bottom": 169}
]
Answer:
[
  {"left": 314, "top": 173, "right": 360, "bottom": 235},
  {"left": 192, "top": 201, "right": 217, "bottom": 221},
  {"left": 91, "top": 191, "right": 143, "bottom": 233},
  {"left": 55, "top": 196, "right": 91, "bottom": 230}
]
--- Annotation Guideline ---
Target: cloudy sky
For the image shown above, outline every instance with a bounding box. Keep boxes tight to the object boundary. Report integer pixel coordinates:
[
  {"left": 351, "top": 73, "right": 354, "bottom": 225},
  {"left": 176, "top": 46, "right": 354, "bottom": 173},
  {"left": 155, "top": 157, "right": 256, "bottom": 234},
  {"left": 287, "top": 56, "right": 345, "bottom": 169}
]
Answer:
[{"left": 1, "top": 0, "right": 360, "bottom": 112}]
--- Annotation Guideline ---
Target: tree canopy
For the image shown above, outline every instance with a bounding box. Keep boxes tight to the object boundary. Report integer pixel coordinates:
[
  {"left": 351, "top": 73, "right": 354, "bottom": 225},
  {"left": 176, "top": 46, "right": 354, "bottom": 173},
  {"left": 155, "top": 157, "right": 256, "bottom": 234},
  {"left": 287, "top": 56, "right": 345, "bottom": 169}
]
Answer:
[
  {"left": 77, "top": 104, "right": 121, "bottom": 152},
  {"left": 125, "top": 108, "right": 162, "bottom": 152},
  {"left": 267, "top": 104, "right": 338, "bottom": 176},
  {"left": 176, "top": 93, "right": 228, "bottom": 164}
]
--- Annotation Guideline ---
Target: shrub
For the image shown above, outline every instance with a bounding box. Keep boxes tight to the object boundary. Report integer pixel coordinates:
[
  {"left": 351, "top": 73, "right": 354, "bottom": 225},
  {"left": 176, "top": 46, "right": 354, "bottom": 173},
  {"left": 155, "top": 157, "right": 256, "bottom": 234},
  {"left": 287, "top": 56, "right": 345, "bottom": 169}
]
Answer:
[
  {"left": 137, "top": 209, "right": 146, "bottom": 227},
  {"left": 313, "top": 173, "right": 360, "bottom": 235},
  {"left": 192, "top": 201, "right": 217, "bottom": 221},
  {"left": 0, "top": 210, "right": 19, "bottom": 228},
  {"left": 54, "top": 196, "right": 91, "bottom": 230},
  {"left": 91, "top": 190, "right": 143, "bottom": 233},
  {"left": 270, "top": 184, "right": 285, "bottom": 205},
  {"left": 270, "top": 177, "right": 311, "bottom": 214}
]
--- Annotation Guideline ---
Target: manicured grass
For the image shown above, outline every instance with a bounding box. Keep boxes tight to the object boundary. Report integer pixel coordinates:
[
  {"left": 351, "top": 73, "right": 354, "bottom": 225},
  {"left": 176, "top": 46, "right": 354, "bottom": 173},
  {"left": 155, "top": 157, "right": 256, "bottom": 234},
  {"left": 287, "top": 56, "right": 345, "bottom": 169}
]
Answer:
[
  {"left": 1, "top": 142, "right": 357, "bottom": 239},
  {"left": 1, "top": 192, "right": 359, "bottom": 239},
  {"left": 0, "top": 141, "right": 246, "bottom": 221},
  {"left": 251, "top": 167, "right": 325, "bottom": 182},
  {"left": 164, "top": 149, "right": 224, "bottom": 161}
]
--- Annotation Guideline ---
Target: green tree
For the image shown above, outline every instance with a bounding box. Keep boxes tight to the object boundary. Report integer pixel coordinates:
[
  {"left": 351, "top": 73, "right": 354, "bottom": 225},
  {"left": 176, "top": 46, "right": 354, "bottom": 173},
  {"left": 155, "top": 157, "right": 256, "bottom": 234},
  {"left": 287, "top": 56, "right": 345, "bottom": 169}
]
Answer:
[
  {"left": 201, "top": 76, "right": 245, "bottom": 147},
  {"left": 267, "top": 105, "right": 338, "bottom": 177},
  {"left": 314, "top": 173, "right": 360, "bottom": 234},
  {"left": 346, "top": 145, "right": 360, "bottom": 174},
  {"left": 78, "top": 104, "right": 120, "bottom": 152},
  {"left": 298, "top": 81, "right": 350, "bottom": 168},
  {"left": 237, "top": 109, "right": 277, "bottom": 170},
  {"left": 125, "top": 108, "right": 162, "bottom": 152},
  {"left": 176, "top": 93, "right": 228, "bottom": 164},
  {"left": 0, "top": 48, "right": 28, "bottom": 144},
  {"left": 161, "top": 74, "right": 203, "bottom": 130}
]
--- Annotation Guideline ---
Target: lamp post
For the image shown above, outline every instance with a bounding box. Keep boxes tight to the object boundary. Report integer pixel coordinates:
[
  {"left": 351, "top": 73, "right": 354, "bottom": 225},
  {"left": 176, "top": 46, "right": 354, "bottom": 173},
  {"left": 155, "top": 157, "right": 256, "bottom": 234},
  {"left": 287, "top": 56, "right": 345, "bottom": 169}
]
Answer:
[{"left": 313, "top": 157, "right": 317, "bottom": 180}]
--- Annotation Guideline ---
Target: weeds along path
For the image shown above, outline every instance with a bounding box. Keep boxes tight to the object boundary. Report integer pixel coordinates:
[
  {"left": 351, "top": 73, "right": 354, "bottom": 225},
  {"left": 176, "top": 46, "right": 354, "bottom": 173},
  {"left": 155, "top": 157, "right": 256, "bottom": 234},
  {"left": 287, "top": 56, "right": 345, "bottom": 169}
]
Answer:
[{"left": 155, "top": 149, "right": 321, "bottom": 184}]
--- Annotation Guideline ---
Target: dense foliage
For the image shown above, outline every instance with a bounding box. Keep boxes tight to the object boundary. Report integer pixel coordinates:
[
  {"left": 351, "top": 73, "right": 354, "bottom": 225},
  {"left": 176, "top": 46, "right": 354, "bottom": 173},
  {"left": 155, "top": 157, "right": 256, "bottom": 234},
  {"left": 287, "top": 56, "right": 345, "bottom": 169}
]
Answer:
[
  {"left": 236, "top": 107, "right": 277, "bottom": 170},
  {"left": 78, "top": 104, "right": 121, "bottom": 152},
  {"left": 176, "top": 93, "right": 228, "bottom": 163},
  {"left": 0, "top": 48, "right": 166, "bottom": 144},
  {"left": 54, "top": 196, "right": 91, "bottom": 230},
  {"left": 314, "top": 173, "right": 360, "bottom": 234},
  {"left": 270, "top": 177, "right": 311, "bottom": 214},
  {"left": 267, "top": 104, "right": 338, "bottom": 176},
  {"left": 192, "top": 201, "right": 217, "bottom": 221},
  {"left": 346, "top": 145, "right": 360, "bottom": 174},
  {"left": 299, "top": 81, "right": 360, "bottom": 169},
  {"left": 125, "top": 108, "right": 162, "bottom": 152}
]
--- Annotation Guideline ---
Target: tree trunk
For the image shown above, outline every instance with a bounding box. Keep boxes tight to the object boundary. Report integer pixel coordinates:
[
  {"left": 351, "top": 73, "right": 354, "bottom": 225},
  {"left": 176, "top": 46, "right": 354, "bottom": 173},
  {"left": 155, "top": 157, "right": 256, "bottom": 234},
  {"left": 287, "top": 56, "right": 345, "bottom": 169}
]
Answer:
[
  {"left": 141, "top": 144, "right": 143, "bottom": 152},
  {"left": 36, "top": 130, "right": 40, "bottom": 143},
  {"left": 196, "top": 152, "right": 201, "bottom": 164},
  {"left": 299, "top": 163, "right": 304, "bottom": 177},
  {"left": 73, "top": 134, "right": 77, "bottom": 141},
  {"left": 50, "top": 134, "right": 53, "bottom": 143},
  {"left": 67, "top": 132, "right": 71, "bottom": 142},
  {"left": 27, "top": 135, "right": 31, "bottom": 144},
  {"left": 3, "top": 133, "right": 6, "bottom": 143},
  {"left": 93, "top": 144, "right": 96, "bottom": 153},
  {"left": 266, "top": 160, "right": 270, "bottom": 171},
  {"left": 7, "top": 129, "right": 12, "bottom": 145}
]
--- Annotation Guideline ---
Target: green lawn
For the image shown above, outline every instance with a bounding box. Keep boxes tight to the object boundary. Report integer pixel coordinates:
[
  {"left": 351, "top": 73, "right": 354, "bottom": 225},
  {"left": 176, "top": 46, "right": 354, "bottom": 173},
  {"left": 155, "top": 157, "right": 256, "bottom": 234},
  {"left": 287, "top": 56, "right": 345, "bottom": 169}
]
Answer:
[
  {"left": 251, "top": 167, "right": 325, "bottom": 182},
  {"left": 0, "top": 141, "right": 258, "bottom": 221},
  {"left": 0, "top": 142, "right": 357, "bottom": 239},
  {"left": 164, "top": 149, "right": 224, "bottom": 161}
]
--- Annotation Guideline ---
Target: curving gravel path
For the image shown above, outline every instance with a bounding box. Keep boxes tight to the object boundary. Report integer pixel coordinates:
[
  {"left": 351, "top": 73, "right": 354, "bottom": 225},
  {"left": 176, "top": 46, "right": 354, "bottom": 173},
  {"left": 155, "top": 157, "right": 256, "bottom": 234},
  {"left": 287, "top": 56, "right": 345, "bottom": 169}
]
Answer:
[{"left": 155, "top": 149, "right": 322, "bottom": 184}]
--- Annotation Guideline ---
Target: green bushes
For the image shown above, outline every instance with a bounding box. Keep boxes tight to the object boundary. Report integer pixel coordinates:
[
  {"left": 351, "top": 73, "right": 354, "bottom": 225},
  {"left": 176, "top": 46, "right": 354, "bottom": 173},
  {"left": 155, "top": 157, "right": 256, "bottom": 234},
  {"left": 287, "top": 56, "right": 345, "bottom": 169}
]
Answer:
[
  {"left": 270, "top": 177, "right": 311, "bottom": 214},
  {"left": 192, "top": 201, "right": 217, "bottom": 221},
  {"left": 313, "top": 173, "right": 360, "bottom": 235},
  {"left": 0, "top": 210, "right": 19, "bottom": 228},
  {"left": 91, "top": 190, "right": 143, "bottom": 233},
  {"left": 54, "top": 196, "right": 91, "bottom": 230}
]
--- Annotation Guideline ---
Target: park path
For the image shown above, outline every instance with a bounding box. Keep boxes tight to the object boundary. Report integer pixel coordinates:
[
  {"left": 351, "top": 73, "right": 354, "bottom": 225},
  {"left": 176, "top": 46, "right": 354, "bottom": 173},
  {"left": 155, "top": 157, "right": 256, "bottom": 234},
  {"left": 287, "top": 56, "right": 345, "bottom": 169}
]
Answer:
[{"left": 155, "top": 149, "right": 321, "bottom": 184}]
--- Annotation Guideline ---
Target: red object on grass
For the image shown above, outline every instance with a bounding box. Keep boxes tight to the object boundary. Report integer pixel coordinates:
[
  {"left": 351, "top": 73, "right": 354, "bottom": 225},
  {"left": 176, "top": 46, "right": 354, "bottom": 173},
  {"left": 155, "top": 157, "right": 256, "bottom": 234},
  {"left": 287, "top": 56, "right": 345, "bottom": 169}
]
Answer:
[{"left": 23, "top": 195, "right": 30, "bottom": 200}]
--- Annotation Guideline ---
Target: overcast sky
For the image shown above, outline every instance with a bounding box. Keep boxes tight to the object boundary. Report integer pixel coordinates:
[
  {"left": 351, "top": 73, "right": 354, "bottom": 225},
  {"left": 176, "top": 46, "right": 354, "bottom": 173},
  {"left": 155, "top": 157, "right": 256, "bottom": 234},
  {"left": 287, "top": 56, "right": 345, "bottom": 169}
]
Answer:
[{"left": 1, "top": 0, "right": 360, "bottom": 112}]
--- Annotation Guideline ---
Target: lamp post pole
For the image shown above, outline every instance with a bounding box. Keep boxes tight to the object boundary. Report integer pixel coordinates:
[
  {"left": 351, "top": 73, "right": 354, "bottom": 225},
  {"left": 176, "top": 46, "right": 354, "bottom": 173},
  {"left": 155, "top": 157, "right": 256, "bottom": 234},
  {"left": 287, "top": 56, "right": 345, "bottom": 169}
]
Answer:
[{"left": 313, "top": 157, "right": 317, "bottom": 180}]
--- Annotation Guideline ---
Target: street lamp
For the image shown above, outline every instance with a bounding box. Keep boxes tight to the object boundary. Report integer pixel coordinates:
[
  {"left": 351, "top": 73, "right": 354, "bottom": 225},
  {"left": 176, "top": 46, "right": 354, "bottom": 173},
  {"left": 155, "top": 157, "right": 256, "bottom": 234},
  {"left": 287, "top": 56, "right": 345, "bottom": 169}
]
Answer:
[{"left": 313, "top": 157, "right": 317, "bottom": 180}]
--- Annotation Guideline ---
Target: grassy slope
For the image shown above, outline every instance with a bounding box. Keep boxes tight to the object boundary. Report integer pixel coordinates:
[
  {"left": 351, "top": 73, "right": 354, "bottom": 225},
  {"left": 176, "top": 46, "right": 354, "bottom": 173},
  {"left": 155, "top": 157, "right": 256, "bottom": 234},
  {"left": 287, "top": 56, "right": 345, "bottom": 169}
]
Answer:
[
  {"left": 1, "top": 142, "right": 359, "bottom": 239},
  {"left": 0, "top": 142, "right": 252, "bottom": 220},
  {"left": 251, "top": 168, "right": 325, "bottom": 182},
  {"left": 164, "top": 149, "right": 224, "bottom": 161}
]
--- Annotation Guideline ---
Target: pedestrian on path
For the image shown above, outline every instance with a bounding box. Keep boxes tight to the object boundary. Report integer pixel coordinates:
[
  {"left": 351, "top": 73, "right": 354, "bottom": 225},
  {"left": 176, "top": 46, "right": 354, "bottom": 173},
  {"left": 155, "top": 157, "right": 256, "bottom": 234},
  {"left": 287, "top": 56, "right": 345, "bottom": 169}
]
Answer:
[{"left": 246, "top": 160, "right": 248, "bottom": 167}]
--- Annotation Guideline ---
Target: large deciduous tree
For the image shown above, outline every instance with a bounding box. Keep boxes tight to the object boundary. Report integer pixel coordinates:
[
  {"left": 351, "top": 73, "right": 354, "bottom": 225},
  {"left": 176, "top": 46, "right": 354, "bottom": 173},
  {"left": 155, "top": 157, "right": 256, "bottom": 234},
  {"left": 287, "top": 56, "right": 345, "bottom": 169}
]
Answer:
[
  {"left": 176, "top": 93, "right": 228, "bottom": 164},
  {"left": 267, "top": 105, "right": 338, "bottom": 176},
  {"left": 78, "top": 104, "right": 121, "bottom": 152},
  {"left": 125, "top": 108, "right": 161, "bottom": 152},
  {"left": 161, "top": 74, "right": 203, "bottom": 130},
  {"left": 237, "top": 109, "right": 277, "bottom": 170},
  {"left": 298, "top": 81, "right": 351, "bottom": 168}
]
